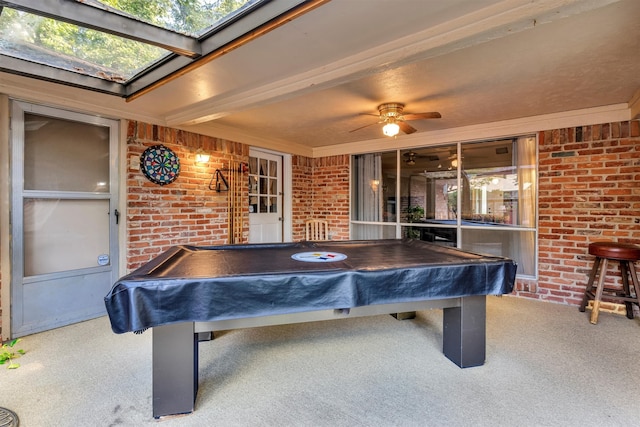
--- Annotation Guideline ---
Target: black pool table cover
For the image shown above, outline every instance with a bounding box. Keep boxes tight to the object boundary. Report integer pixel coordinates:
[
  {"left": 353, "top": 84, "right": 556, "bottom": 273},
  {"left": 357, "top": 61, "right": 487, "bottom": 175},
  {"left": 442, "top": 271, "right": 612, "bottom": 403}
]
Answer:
[{"left": 104, "top": 239, "right": 517, "bottom": 334}]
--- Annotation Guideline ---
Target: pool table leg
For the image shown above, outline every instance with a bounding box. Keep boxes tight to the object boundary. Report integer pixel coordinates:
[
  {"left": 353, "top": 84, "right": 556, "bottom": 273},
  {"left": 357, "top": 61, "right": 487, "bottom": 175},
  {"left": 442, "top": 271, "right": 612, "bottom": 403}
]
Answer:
[
  {"left": 153, "top": 322, "right": 198, "bottom": 418},
  {"left": 442, "top": 295, "right": 486, "bottom": 368}
]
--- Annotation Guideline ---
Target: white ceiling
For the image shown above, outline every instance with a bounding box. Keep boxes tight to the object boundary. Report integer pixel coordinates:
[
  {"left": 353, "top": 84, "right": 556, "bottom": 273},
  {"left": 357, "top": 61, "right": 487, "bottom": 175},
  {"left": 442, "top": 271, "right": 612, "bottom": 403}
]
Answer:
[{"left": 2, "top": 0, "right": 639, "bottom": 157}]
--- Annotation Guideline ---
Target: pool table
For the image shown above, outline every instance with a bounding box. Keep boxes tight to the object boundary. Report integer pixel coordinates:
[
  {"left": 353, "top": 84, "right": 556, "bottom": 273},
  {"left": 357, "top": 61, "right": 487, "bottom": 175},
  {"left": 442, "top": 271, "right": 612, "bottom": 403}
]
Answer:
[{"left": 105, "top": 239, "right": 516, "bottom": 418}]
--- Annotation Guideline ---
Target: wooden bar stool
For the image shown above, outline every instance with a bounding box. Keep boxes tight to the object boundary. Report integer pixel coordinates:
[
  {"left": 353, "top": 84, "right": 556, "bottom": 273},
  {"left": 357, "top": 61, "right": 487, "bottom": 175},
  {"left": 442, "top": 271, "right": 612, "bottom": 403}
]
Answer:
[{"left": 579, "top": 242, "right": 640, "bottom": 324}]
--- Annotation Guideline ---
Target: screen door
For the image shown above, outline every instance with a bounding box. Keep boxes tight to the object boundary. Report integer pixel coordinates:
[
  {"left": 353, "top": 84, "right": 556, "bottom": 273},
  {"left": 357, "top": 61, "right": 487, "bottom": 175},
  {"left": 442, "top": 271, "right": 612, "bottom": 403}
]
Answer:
[{"left": 10, "top": 102, "right": 119, "bottom": 337}]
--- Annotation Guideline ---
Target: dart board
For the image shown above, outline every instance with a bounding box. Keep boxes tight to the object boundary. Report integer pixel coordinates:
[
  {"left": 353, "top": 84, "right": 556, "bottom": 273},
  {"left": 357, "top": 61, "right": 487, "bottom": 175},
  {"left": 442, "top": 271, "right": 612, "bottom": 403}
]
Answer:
[{"left": 140, "top": 145, "right": 180, "bottom": 185}]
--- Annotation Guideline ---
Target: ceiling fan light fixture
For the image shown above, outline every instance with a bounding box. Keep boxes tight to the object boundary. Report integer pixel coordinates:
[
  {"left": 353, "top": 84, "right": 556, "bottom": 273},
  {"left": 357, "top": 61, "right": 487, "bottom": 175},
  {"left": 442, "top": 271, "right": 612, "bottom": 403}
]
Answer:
[
  {"left": 383, "top": 122, "right": 400, "bottom": 137},
  {"left": 351, "top": 102, "right": 440, "bottom": 136}
]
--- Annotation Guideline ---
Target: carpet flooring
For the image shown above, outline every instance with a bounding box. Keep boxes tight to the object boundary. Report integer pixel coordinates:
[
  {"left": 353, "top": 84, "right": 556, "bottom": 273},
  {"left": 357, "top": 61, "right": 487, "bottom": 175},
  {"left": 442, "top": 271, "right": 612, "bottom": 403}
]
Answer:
[{"left": 1, "top": 296, "right": 638, "bottom": 426}]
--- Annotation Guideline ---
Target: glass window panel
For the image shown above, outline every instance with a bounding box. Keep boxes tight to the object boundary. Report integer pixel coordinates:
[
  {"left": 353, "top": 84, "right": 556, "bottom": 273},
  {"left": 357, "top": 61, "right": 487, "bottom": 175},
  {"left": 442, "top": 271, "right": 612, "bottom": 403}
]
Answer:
[
  {"left": 248, "top": 175, "right": 258, "bottom": 194},
  {"left": 269, "top": 160, "right": 277, "bottom": 177},
  {"left": 259, "top": 159, "right": 268, "bottom": 176},
  {"left": 461, "top": 228, "right": 536, "bottom": 276},
  {"left": 24, "top": 113, "right": 110, "bottom": 192},
  {"left": 259, "top": 196, "right": 268, "bottom": 213},
  {"left": 248, "top": 157, "right": 258, "bottom": 175},
  {"left": 23, "top": 198, "right": 110, "bottom": 276},
  {"left": 351, "top": 223, "right": 396, "bottom": 240},
  {"left": 269, "top": 197, "right": 277, "bottom": 213},
  {"left": 461, "top": 137, "right": 536, "bottom": 227},
  {"left": 259, "top": 177, "right": 268, "bottom": 195},
  {"left": 400, "top": 146, "right": 457, "bottom": 223},
  {"left": 401, "top": 225, "right": 457, "bottom": 247},
  {"left": 269, "top": 178, "right": 277, "bottom": 196},
  {"left": 0, "top": 9, "right": 168, "bottom": 82},
  {"left": 249, "top": 195, "right": 258, "bottom": 214},
  {"left": 84, "top": 0, "right": 261, "bottom": 37},
  {"left": 351, "top": 151, "right": 396, "bottom": 222}
]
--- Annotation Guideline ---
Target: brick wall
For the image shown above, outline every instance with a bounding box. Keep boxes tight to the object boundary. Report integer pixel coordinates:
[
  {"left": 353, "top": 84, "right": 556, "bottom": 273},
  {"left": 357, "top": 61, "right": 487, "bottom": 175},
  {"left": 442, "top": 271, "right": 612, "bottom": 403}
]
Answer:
[
  {"left": 533, "top": 120, "right": 640, "bottom": 309},
  {"left": 312, "top": 155, "right": 351, "bottom": 240},
  {"left": 126, "top": 121, "right": 249, "bottom": 270},
  {"left": 292, "top": 155, "right": 313, "bottom": 240},
  {"left": 291, "top": 154, "right": 351, "bottom": 241}
]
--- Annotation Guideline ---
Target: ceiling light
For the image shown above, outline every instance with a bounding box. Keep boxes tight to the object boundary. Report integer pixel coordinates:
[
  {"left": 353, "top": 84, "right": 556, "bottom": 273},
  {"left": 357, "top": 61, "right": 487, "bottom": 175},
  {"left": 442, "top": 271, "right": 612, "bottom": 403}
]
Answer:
[{"left": 383, "top": 122, "right": 400, "bottom": 137}]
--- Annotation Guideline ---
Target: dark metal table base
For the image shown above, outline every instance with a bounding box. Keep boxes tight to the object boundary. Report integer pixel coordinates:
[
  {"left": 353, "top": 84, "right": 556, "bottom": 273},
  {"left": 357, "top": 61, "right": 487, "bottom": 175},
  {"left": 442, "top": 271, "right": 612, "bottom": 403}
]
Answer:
[{"left": 152, "top": 295, "right": 486, "bottom": 418}]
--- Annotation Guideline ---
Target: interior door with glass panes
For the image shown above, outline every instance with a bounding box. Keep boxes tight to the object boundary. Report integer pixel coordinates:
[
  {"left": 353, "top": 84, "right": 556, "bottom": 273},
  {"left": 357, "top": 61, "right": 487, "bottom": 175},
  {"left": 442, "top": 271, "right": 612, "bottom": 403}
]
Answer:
[
  {"left": 10, "top": 102, "right": 119, "bottom": 338},
  {"left": 248, "top": 150, "right": 282, "bottom": 243}
]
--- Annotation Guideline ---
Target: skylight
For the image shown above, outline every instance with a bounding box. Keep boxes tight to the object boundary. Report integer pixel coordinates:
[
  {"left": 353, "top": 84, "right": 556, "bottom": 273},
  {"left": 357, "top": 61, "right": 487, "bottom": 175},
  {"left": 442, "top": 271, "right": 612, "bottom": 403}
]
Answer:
[
  {"left": 0, "top": 0, "right": 303, "bottom": 97},
  {"left": 1, "top": 8, "right": 169, "bottom": 82}
]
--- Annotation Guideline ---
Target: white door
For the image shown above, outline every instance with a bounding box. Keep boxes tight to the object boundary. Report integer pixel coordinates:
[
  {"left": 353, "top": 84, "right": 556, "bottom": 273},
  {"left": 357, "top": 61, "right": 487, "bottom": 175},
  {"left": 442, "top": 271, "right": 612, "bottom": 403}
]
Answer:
[
  {"left": 10, "top": 102, "right": 119, "bottom": 337},
  {"left": 248, "top": 150, "right": 282, "bottom": 243}
]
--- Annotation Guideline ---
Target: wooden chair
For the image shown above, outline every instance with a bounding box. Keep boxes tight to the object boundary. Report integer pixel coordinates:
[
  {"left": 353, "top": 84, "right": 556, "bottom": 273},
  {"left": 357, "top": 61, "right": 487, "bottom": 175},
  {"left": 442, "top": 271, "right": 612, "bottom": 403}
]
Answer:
[{"left": 305, "top": 219, "right": 329, "bottom": 241}]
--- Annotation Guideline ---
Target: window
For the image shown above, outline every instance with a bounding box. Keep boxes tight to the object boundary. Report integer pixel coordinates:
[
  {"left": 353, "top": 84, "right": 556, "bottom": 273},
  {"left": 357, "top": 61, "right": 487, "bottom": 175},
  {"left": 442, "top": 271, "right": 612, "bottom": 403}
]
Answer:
[
  {"left": 351, "top": 151, "right": 397, "bottom": 239},
  {"left": 248, "top": 156, "right": 278, "bottom": 214},
  {"left": 0, "top": 0, "right": 301, "bottom": 96},
  {"left": 351, "top": 136, "right": 537, "bottom": 277}
]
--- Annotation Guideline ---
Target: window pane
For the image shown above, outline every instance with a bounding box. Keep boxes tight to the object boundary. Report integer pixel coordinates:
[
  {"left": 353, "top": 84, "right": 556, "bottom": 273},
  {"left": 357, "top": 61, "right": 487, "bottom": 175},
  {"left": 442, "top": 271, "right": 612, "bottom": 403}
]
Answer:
[
  {"left": 352, "top": 151, "right": 396, "bottom": 222},
  {"left": 461, "top": 137, "right": 536, "bottom": 227},
  {"left": 249, "top": 175, "right": 257, "bottom": 194},
  {"left": 400, "top": 146, "right": 457, "bottom": 223},
  {"left": 401, "top": 225, "right": 457, "bottom": 247},
  {"left": 352, "top": 223, "right": 396, "bottom": 240},
  {"left": 249, "top": 195, "right": 258, "bottom": 213},
  {"left": 248, "top": 157, "right": 258, "bottom": 175},
  {"left": 23, "top": 198, "right": 110, "bottom": 276},
  {"left": 86, "top": 0, "right": 261, "bottom": 37},
  {"left": 259, "top": 196, "right": 268, "bottom": 213},
  {"left": 24, "top": 113, "right": 110, "bottom": 192},
  {"left": 0, "top": 9, "right": 168, "bottom": 82},
  {"left": 461, "top": 228, "right": 536, "bottom": 276}
]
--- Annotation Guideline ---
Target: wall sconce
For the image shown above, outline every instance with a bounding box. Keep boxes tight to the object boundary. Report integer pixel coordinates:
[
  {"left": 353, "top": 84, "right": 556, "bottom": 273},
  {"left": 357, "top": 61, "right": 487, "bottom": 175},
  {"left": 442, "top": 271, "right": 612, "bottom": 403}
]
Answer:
[
  {"left": 382, "top": 120, "right": 400, "bottom": 137},
  {"left": 195, "top": 148, "right": 210, "bottom": 164}
]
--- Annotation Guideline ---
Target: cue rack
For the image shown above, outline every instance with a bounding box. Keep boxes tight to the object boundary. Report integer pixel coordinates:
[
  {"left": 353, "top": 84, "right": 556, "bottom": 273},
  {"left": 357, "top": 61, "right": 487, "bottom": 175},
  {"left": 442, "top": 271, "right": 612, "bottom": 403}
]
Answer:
[{"left": 209, "top": 161, "right": 248, "bottom": 244}]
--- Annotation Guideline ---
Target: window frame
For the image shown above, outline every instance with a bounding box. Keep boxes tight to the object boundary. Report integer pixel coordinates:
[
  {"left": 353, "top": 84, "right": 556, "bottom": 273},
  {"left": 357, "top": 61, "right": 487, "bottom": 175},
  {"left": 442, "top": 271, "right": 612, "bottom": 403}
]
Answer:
[{"left": 350, "top": 135, "right": 538, "bottom": 279}]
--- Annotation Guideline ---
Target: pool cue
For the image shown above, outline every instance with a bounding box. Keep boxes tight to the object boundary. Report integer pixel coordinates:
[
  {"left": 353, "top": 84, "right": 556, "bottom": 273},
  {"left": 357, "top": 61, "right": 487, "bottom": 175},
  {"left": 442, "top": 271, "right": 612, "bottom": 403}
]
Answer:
[{"left": 227, "top": 160, "right": 234, "bottom": 244}]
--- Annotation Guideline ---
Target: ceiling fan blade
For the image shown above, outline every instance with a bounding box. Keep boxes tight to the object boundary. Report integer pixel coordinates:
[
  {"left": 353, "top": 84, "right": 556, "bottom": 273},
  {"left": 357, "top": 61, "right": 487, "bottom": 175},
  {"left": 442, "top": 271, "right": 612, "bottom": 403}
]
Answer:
[
  {"left": 398, "top": 121, "right": 417, "bottom": 134},
  {"left": 349, "top": 122, "right": 379, "bottom": 133},
  {"left": 402, "top": 112, "right": 441, "bottom": 120}
]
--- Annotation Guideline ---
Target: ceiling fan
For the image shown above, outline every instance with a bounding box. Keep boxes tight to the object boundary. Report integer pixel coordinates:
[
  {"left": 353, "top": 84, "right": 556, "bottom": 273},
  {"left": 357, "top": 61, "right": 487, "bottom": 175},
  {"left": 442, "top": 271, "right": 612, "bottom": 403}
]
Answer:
[
  {"left": 350, "top": 103, "right": 441, "bottom": 137},
  {"left": 404, "top": 151, "right": 418, "bottom": 165},
  {"left": 403, "top": 151, "right": 441, "bottom": 165}
]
